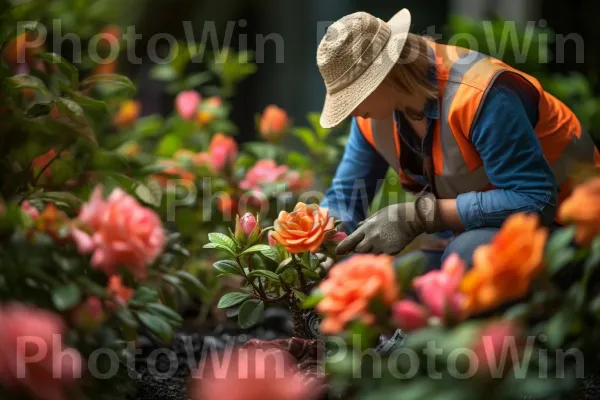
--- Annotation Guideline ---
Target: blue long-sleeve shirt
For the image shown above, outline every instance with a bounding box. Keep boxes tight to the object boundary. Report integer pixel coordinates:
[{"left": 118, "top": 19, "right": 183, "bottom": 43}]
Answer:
[{"left": 321, "top": 73, "right": 558, "bottom": 233}]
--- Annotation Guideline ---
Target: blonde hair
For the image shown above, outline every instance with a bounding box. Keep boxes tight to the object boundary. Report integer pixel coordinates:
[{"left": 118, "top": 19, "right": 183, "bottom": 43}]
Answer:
[{"left": 385, "top": 33, "right": 438, "bottom": 100}]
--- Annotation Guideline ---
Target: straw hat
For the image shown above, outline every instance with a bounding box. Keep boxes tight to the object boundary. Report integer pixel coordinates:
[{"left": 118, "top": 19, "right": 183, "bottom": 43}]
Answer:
[{"left": 317, "top": 9, "right": 411, "bottom": 128}]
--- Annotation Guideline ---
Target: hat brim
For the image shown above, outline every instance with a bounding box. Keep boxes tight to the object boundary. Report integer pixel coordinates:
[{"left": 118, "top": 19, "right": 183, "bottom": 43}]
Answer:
[{"left": 320, "top": 9, "right": 411, "bottom": 129}]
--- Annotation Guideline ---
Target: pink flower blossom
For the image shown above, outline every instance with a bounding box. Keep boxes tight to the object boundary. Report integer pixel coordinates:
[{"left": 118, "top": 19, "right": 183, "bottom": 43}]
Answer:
[
  {"left": 393, "top": 300, "right": 429, "bottom": 332},
  {"left": 72, "top": 185, "right": 165, "bottom": 280},
  {"left": 0, "top": 304, "right": 84, "bottom": 400},
  {"left": 286, "top": 170, "right": 314, "bottom": 192},
  {"left": 191, "top": 346, "right": 322, "bottom": 400},
  {"left": 472, "top": 321, "right": 521, "bottom": 376},
  {"left": 240, "top": 212, "right": 257, "bottom": 235},
  {"left": 21, "top": 201, "right": 40, "bottom": 219},
  {"left": 175, "top": 90, "right": 201, "bottom": 120},
  {"left": 412, "top": 253, "right": 466, "bottom": 322},
  {"left": 240, "top": 159, "right": 289, "bottom": 191},
  {"left": 208, "top": 133, "right": 238, "bottom": 172},
  {"left": 268, "top": 231, "right": 277, "bottom": 247},
  {"left": 324, "top": 231, "right": 347, "bottom": 243},
  {"left": 71, "top": 297, "right": 106, "bottom": 333}
]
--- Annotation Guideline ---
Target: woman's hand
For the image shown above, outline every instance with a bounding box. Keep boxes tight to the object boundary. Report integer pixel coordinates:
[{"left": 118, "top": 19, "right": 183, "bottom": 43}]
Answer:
[{"left": 335, "top": 192, "right": 447, "bottom": 255}]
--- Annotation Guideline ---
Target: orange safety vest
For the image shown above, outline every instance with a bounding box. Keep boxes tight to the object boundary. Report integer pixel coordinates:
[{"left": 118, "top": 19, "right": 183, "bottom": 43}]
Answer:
[{"left": 357, "top": 42, "right": 600, "bottom": 205}]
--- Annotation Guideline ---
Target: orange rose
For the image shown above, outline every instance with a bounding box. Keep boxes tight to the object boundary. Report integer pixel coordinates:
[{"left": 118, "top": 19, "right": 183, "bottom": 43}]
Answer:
[
  {"left": 460, "top": 213, "right": 548, "bottom": 316},
  {"left": 271, "top": 203, "right": 334, "bottom": 254},
  {"left": 152, "top": 160, "right": 194, "bottom": 188},
  {"left": 317, "top": 254, "right": 398, "bottom": 334},
  {"left": 113, "top": 100, "right": 141, "bottom": 127},
  {"left": 259, "top": 105, "right": 289, "bottom": 141},
  {"left": 106, "top": 275, "right": 134, "bottom": 306},
  {"left": 558, "top": 177, "right": 600, "bottom": 246}
]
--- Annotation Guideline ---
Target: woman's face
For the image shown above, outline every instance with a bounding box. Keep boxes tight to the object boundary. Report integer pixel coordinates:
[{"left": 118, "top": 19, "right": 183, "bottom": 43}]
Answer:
[{"left": 350, "top": 82, "right": 397, "bottom": 120}]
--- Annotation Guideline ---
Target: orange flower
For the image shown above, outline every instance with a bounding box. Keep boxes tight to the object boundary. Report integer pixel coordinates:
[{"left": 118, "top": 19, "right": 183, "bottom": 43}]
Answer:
[
  {"left": 259, "top": 105, "right": 289, "bottom": 141},
  {"left": 2, "top": 32, "right": 42, "bottom": 65},
  {"left": 113, "top": 100, "right": 141, "bottom": 127},
  {"left": 271, "top": 203, "right": 335, "bottom": 254},
  {"left": 460, "top": 213, "right": 548, "bottom": 316},
  {"left": 152, "top": 160, "right": 195, "bottom": 188},
  {"left": 106, "top": 276, "right": 134, "bottom": 305},
  {"left": 558, "top": 177, "right": 600, "bottom": 246},
  {"left": 317, "top": 254, "right": 398, "bottom": 333}
]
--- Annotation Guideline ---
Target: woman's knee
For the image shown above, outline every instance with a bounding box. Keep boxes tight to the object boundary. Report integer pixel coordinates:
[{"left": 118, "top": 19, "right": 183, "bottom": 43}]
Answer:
[{"left": 441, "top": 228, "right": 500, "bottom": 266}]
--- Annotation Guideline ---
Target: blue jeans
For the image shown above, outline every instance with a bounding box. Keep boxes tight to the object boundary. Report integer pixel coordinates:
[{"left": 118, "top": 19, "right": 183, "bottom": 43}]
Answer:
[{"left": 405, "top": 228, "right": 501, "bottom": 272}]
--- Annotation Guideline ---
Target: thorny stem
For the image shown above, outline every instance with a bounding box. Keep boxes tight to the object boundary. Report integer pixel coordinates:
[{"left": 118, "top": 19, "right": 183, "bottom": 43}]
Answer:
[{"left": 292, "top": 254, "right": 308, "bottom": 293}]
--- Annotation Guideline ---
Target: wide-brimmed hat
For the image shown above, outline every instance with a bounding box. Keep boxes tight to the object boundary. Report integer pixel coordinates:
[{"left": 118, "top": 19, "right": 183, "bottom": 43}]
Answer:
[{"left": 317, "top": 9, "right": 411, "bottom": 129}]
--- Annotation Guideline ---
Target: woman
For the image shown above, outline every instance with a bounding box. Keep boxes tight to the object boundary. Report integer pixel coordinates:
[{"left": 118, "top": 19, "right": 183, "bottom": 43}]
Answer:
[{"left": 316, "top": 9, "right": 600, "bottom": 268}]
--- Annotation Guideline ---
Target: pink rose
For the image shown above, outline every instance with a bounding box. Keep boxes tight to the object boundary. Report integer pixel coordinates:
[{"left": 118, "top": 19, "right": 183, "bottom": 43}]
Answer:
[
  {"left": 268, "top": 231, "right": 277, "bottom": 247},
  {"left": 286, "top": 170, "right": 314, "bottom": 192},
  {"left": 191, "top": 346, "right": 321, "bottom": 400},
  {"left": 208, "top": 133, "right": 238, "bottom": 172},
  {"left": 412, "top": 253, "right": 466, "bottom": 322},
  {"left": 175, "top": 90, "right": 201, "bottom": 120},
  {"left": 0, "top": 304, "right": 83, "bottom": 400},
  {"left": 71, "top": 297, "right": 106, "bottom": 333},
  {"left": 472, "top": 321, "right": 521, "bottom": 376},
  {"left": 71, "top": 185, "right": 165, "bottom": 280},
  {"left": 240, "top": 212, "right": 257, "bottom": 235},
  {"left": 21, "top": 201, "right": 40, "bottom": 219},
  {"left": 240, "top": 159, "right": 289, "bottom": 191},
  {"left": 393, "top": 300, "right": 429, "bottom": 332}
]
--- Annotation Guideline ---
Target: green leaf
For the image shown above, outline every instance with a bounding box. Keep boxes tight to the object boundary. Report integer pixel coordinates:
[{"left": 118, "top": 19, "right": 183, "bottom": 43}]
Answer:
[
  {"left": 52, "top": 283, "right": 82, "bottom": 311},
  {"left": 131, "top": 287, "right": 160, "bottom": 305},
  {"left": 208, "top": 233, "right": 237, "bottom": 254},
  {"left": 150, "top": 65, "right": 178, "bottom": 81},
  {"left": 184, "top": 72, "right": 212, "bottom": 89},
  {"left": 292, "top": 289, "right": 307, "bottom": 302},
  {"left": 238, "top": 299, "right": 264, "bottom": 329},
  {"left": 294, "top": 127, "right": 316, "bottom": 148},
  {"left": 174, "top": 271, "right": 207, "bottom": 298},
  {"left": 37, "top": 52, "right": 79, "bottom": 88},
  {"left": 202, "top": 242, "right": 237, "bottom": 257},
  {"left": 218, "top": 292, "right": 250, "bottom": 308},
  {"left": 80, "top": 74, "right": 136, "bottom": 97},
  {"left": 394, "top": 252, "right": 427, "bottom": 292},
  {"left": 226, "top": 304, "right": 242, "bottom": 317},
  {"left": 548, "top": 247, "right": 576, "bottom": 276},
  {"left": 135, "top": 182, "right": 161, "bottom": 207},
  {"left": 247, "top": 269, "right": 280, "bottom": 282},
  {"left": 63, "top": 87, "right": 108, "bottom": 116},
  {"left": 137, "top": 311, "right": 173, "bottom": 343},
  {"left": 301, "top": 289, "right": 324, "bottom": 308},
  {"left": 26, "top": 101, "right": 54, "bottom": 118},
  {"left": 546, "top": 227, "right": 575, "bottom": 275},
  {"left": 545, "top": 309, "right": 571, "bottom": 349},
  {"left": 28, "top": 191, "right": 83, "bottom": 209},
  {"left": 52, "top": 98, "right": 97, "bottom": 145},
  {"left": 213, "top": 260, "right": 242, "bottom": 276},
  {"left": 584, "top": 237, "right": 600, "bottom": 276},
  {"left": 116, "top": 307, "right": 138, "bottom": 328},
  {"left": 147, "top": 303, "right": 183, "bottom": 325},
  {"left": 276, "top": 257, "right": 294, "bottom": 273},
  {"left": 240, "top": 244, "right": 271, "bottom": 256},
  {"left": 301, "top": 268, "right": 320, "bottom": 280},
  {"left": 2, "top": 74, "right": 49, "bottom": 97}
]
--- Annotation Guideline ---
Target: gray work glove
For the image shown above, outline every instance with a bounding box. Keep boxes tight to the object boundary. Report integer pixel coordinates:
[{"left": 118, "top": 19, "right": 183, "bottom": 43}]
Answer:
[{"left": 335, "top": 192, "right": 445, "bottom": 256}]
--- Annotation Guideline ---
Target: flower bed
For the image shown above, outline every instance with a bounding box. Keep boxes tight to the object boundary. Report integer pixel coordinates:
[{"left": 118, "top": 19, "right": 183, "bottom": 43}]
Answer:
[{"left": 1, "top": 3, "right": 600, "bottom": 400}]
